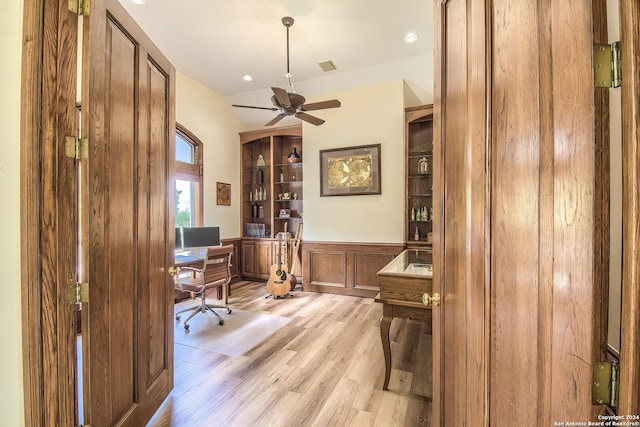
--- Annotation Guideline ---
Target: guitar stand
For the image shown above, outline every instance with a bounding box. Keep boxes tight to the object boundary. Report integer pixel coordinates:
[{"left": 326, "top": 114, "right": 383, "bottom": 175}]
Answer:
[{"left": 265, "top": 292, "right": 294, "bottom": 299}]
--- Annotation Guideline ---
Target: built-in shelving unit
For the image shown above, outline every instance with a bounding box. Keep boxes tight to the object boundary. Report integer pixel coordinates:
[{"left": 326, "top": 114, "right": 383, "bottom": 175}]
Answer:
[
  {"left": 405, "top": 105, "right": 434, "bottom": 247},
  {"left": 240, "top": 125, "right": 303, "bottom": 279}
]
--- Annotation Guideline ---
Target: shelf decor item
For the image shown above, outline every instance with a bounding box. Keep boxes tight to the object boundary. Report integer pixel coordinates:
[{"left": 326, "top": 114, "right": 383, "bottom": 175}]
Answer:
[
  {"left": 418, "top": 156, "right": 429, "bottom": 174},
  {"left": 287, "top": 147, "right": 301, "bottom": 163},
  {"left": 256, "top": 154, "right": 266, "bottom": 168},
  {"left": 319, "top": 144, "right": 381, "bottom": 196}
]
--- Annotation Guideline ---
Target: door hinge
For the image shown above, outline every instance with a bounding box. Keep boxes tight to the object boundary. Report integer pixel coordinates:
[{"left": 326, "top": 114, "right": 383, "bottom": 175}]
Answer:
[
  {"left": 69, "top": 0, "right": 90, "bottom": 15},
  {"left": 65, "top": 136, "right": 89, "bottom": 160},
  {"left": 592, "top": 361, "right": 618, "bottom": 408},
  {"left": 594, "top": 42, "right": 621, "bottom": 88},
  {"left": 66, "top": 282, "right": 89, "bottom": 304}
]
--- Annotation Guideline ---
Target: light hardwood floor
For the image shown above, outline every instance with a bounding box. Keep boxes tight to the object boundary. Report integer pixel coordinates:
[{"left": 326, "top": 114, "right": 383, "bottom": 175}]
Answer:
[{"left": 148, "top": 281, "right": 432, "bottom": 426}]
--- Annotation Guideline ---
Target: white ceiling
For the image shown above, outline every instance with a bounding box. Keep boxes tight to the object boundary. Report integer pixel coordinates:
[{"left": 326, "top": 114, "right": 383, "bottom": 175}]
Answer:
[{"left": 117, "top": 0, "right": 434, "bottom": 130}]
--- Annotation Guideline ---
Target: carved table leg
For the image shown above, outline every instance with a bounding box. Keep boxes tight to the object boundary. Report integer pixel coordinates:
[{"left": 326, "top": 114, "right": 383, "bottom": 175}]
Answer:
[{"left": 379, "top": 306, "right": 393, "bottom": 390}]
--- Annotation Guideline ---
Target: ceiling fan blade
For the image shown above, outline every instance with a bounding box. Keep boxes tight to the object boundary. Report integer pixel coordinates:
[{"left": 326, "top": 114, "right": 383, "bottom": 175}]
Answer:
[
  {"left": 265, "top": 114, "right": 286, "bottom": 126},
  {"left": 271, "top": 87, "right": 292, "bottom": 107},
  {"left": 300, "top": 99, "right": 341, "bottom": 111},
  {"left": 295, "top": 111, "right": 325, "bottom": 126},
  {"left": 232, "top": 104, "right": 278, "bottom": 111}
]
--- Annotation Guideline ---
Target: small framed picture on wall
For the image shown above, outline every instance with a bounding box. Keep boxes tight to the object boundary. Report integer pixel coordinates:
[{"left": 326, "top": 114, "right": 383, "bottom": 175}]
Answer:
[{"left": 216, "top": 182, "right": 231, "bottom": 206}]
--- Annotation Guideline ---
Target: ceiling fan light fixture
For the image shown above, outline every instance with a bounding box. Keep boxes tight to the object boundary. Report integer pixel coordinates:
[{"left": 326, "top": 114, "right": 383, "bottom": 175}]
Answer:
[
  {"left": 231, "top": 16, "right": 341, "bottom": 126},
  {"left": 404, "top": 32, "right": 419, "bottom": 43},
  {"left": 287, "top": 147, "right": 302, "bottom": 163}
]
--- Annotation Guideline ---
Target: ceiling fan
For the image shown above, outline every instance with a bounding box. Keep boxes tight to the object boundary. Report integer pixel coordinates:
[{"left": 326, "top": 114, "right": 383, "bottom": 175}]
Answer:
[{"left": 232, "top": 16, "right": 341, "bottom": 126}]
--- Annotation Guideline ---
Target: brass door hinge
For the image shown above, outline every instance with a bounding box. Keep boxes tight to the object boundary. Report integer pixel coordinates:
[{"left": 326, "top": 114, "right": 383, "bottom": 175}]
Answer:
[
  {"left": 65, "top": 136, "right": 89, "bottom": 160},
  {"left": 66, "top": 282, "right": 89, "bottom": 304},
  {"left": 69, "top": 0, "right": 90, "bottom": 15},
  {"left": 592, "top": 361, "right": 618, "bottom": 408},
  {"left": 594, "top": 42, "right": 621, "bottom": 88}
]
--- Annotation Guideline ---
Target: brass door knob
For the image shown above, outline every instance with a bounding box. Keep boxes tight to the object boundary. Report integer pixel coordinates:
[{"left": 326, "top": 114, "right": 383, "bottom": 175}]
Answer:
[
  {"left": 422, "top": 292, "right": 441, "bottom": 307},
  {"left": 168, "top": 266, "right": 181, "bottom": 276}
]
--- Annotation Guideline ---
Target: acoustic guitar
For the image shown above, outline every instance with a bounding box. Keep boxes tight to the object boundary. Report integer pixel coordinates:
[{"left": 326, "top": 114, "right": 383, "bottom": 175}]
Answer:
[{"left": 266, "top": 234, "right": 291, "bottom": 297}]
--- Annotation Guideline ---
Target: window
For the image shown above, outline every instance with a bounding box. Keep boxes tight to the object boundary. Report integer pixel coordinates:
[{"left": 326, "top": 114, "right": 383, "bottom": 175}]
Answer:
[{"left": 175, "top": 123, "right": 203, "bottom": 227}]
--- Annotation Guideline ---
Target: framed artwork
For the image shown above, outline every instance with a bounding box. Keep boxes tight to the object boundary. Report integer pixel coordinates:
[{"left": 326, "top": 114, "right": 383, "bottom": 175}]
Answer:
[
  {"left": 319, "top": 144, "right": 381, "bottom": 196},
  {"left": 216, "top": 182, "right": 231, "bottom": 206}
]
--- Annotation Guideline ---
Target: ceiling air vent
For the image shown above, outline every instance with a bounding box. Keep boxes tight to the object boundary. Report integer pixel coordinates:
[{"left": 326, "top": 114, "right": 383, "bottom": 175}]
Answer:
[{"left": 318, "top": 60, "right": 337, "bottom": 72}]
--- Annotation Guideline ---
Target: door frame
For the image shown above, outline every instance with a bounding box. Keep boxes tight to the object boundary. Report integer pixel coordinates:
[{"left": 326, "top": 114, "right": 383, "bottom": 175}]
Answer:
[{"left": 21, "top": 0, "right": 79, "bottom": 424}]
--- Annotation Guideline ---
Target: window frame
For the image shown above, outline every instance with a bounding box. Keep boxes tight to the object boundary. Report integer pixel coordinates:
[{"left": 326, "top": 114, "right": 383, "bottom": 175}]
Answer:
[{"left": 175, "top": 122, "right": 204, "bottom": 227}]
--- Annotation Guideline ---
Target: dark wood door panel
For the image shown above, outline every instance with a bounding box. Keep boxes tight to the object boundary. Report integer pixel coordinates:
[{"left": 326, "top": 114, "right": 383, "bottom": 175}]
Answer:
[
  {"left": 105, "top": 18, "right": 137, "bottom": 419},
  {"left": 83, "top": 0, "right": 175, "bottom": 425}
]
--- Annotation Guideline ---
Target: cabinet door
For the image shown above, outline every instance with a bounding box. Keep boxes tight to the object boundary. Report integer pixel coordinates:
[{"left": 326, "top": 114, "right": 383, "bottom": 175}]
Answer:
[
  {"left": 256, "top": 240, "right": 273, "bottom": 278},
  {"left": 241, "top": 241, "right": 257, "bottom": 277}
]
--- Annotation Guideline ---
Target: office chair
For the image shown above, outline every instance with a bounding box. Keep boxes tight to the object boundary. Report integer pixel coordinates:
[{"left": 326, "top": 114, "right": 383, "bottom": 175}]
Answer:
[{"left": 174, "top": 245, "right": 233, "bottom": 330}]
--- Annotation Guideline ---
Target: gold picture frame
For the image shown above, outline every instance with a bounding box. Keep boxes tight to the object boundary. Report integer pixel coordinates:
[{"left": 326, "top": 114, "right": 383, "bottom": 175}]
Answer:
[
  {"left": 216, "top": 182, "right": 231, "bottom": 206},
  {"left": 319, "top": 144, "right": 381, "bottom": 196}
]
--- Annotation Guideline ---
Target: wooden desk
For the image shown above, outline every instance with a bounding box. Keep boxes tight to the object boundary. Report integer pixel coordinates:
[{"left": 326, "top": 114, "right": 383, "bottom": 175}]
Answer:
[
  {"left": 175, "top": 253, "right": 204, "bottom": 268},
  {"left": 375, "top": 249, "right": 433, "bottom": 391}
]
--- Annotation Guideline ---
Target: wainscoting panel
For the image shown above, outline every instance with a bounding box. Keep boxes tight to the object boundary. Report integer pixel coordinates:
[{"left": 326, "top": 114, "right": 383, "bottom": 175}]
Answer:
[{"left": 302, "top": 242, "right": 404, "bottom": 297}]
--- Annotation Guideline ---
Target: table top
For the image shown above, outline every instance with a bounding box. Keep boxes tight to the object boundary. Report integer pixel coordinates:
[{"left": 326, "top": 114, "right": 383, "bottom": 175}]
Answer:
[
  {"left": 174, "top": 253, "right": 204, "bottom": 267},
  {"left": 377, "top": 249, "right": 433, "bottom": 279}
]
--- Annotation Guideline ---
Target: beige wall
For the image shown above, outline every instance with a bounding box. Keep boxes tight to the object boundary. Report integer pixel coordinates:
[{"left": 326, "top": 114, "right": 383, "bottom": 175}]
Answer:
[
  {"left": 1, "top": 0, "right": 25, "bottom": 425},
  {"left": 302, "top": 80, "right": 406, "bottom": 243},
  {"left": 176, "top": 72, "right": 241, "bottom": 239}
]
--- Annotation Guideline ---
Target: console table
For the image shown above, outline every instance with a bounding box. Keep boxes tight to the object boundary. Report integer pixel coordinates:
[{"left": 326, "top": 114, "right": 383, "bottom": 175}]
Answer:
[{"left": 375, "top": 249, "right": 433, "bottom": 391}]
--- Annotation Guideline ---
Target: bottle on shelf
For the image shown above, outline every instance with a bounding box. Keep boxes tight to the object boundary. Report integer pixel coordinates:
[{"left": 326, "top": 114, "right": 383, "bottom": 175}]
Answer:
[
  {"left": 414, "top": 227, "right": 420, "bottom": 241},
  {"left": 411, "top": 207, "right": 415, "bottom": 221},
  {"left": 249, "top": 191, "right": 253, "bottom": 202},
  {"left": 418, "top": 156, "right": 429, "bottom": 174}
]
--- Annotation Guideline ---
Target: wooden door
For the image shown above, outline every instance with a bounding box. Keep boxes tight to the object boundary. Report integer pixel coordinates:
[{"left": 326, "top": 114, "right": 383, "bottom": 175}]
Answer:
[
  {"left": 433, "top": 1, "right": 489, "bottom": 426},
  {"left": 81, "top": 0, "right": 176, "bottom": 425},
  {"left": 619, "top": 0, "right": 640, "bottom": 413},
  {"left": 433, "top": 0, "right": 625, "bottom": 425}
]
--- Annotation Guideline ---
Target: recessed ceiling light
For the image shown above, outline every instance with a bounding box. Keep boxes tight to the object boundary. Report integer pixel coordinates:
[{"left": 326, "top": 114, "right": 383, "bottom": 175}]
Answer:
[
  {"left": 242, "top": 74, "right": 254, "bottom": 82},
  {"left": 404, "top": 32, "right": 419, "bottom": 43},
  {"left": 130, "top": 0, "right": 146, "bottom": 4}
]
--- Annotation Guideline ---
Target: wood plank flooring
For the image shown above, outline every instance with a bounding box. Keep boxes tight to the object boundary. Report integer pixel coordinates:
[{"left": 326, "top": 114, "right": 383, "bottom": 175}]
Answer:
[{"left": 148, "top": 281, "right": 432, "bottom": 426}]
